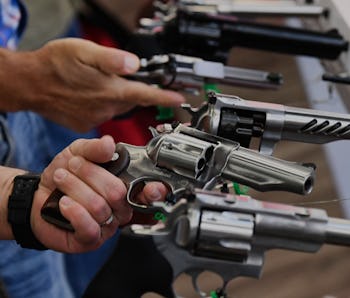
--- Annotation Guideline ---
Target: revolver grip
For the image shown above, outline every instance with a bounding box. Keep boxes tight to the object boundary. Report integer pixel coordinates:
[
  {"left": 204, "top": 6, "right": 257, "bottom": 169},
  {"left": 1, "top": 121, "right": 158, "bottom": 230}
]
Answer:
[{"left": 40, "top": 144, "right": 130, "bottom": 231}]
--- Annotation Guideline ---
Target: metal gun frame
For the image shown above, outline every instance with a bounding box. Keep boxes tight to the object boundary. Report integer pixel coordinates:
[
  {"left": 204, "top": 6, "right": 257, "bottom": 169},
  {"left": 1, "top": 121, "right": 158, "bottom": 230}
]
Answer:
[
  {"left": 184, "top": 92, "right": 350, "bottom": 155},
  {"left": 130, "top": 53, "right": 283, "bottom": 92},
  {"left": 125, "top": 188, "right": 350, "bottom": 297}
]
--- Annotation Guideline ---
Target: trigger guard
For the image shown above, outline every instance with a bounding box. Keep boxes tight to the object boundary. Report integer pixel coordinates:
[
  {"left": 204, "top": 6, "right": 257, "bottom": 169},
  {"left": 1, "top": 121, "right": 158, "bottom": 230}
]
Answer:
[
  {"left": 127, "top": 177, "right": 173, "bottom": 213},
  {"left": 191, "top": 271, "right": 208, "bottom": 298},
  {"left": 191, "top": 271, "right": 227, "bottom": 298}
]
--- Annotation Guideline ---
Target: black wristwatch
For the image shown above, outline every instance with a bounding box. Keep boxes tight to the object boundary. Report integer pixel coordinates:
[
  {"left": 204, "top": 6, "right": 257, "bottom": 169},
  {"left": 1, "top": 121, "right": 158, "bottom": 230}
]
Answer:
[{"left": 7, "top": 174, "right": 47, "bottom": 250}]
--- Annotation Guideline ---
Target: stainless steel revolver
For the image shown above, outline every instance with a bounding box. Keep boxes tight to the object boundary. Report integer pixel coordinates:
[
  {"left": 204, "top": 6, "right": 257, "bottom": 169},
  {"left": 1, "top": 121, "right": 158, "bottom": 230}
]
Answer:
[
  {"left": 41, "top": 123, "right": 314, "bottom": 231},
  {"left": 124, "top": 188, "right": 350, "bottom": 297},
  {"left": 184, "top": 92, "right": 350, "bottom": 155},
  {"left": 129, "top": 53, "right": 283, "bottom": 92}
]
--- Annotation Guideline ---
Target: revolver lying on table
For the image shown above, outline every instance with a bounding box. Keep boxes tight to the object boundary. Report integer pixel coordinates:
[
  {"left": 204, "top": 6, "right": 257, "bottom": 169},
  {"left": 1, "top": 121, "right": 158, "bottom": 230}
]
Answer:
[
  {"left": 129, "top": 53, "right": 283, "bottom": 92},
  {"left": 41, "top": 123, "right": 314, "bottom": 231},
  {"left": 184, "top": 92, "right": 350, "bottom": 155},
  {"left": 123, "top": 188, "right": 350, "bottom": 297}
]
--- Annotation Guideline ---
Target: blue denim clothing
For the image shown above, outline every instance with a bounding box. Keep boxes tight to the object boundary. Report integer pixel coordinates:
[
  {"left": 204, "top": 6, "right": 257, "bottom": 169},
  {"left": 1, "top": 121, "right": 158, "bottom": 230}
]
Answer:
[
  {"left": 0, "top": 114, "right": 14, "bottom": 166},
  {"left": 7, "top": 112, "right": 53, "bottom": 171},
  {"left": 64, "top": 234, "right": 119, "bottom": 297},
  {"left": 0, "top": 242, "right": 73, "bottom": 298}
]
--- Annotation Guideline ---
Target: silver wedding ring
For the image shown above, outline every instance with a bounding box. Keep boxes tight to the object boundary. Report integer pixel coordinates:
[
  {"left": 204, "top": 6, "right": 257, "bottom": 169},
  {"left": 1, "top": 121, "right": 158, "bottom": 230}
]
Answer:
[{"left": 100, "top": 214, "right": 114, "bottom": 227}]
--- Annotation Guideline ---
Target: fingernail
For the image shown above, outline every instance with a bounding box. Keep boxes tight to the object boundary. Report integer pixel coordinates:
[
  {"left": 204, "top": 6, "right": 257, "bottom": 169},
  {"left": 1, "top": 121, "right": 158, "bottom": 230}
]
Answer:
[
  {"left": 60, "top": 196, "right": 72, "bottom": 207},
  {"left": 173, "top": 94, "right": 186, "bottom": 104},
  {"left": 54, "top": 168, "right": 67, "bottom": 181},
  {"left": 69, "top": 157, "right": 82, "bottom": 173},
  {"left": 164, "top": 91, "right": 186, "bottom": 106},
  {"left": 124, "top": 56, "right": 139, "bottom": 73}
]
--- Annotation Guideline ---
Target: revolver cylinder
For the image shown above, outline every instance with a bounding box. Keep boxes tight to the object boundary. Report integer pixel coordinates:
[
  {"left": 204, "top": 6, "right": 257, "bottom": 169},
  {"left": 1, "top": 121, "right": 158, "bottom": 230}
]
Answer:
[{"left": 150, "top": 132, "right": 214, "bottom": 179}]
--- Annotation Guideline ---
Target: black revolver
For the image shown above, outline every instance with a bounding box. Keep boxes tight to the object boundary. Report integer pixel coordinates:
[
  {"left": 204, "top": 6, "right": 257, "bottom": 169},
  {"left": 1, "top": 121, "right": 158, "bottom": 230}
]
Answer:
[
  {"left": 41, "top": 123, "right": 315, "bottom": 231},
  {"left": 129, "top": 6, "right": 348, "bottom": 62}
]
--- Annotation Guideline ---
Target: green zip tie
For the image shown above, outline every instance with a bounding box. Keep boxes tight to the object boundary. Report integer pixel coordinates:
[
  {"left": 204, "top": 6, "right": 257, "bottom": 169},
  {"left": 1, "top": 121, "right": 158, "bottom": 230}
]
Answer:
[
  {"left": 156, "top": 106, "right": 174, "bottom": 121},
  {"left": 154, "top": 212, "right": 167, "bottom": 222},
  {"left": 204, "top": 83, "right": 220, "bottom": 96},
  {"left": 233, "top": 182, "right": 249, "bottom": 195},
  {"left": 210, "top": 290, "right": 219, "bottom": 298}
]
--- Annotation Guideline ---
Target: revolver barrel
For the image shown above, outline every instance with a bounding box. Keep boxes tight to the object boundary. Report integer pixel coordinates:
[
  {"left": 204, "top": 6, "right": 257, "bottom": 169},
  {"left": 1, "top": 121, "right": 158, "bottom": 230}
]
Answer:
[
  {"left": 222, "top": 145, "right": 314, "bottom": 195},
  {"left": 283, "top": 106, "right": 350, "bottom": 143},
  {"left": 168, "top": 124, "right": 315, "bottom": 195},
  {"left": 326, "top": 217, "right": 350, "bottom": 246}
]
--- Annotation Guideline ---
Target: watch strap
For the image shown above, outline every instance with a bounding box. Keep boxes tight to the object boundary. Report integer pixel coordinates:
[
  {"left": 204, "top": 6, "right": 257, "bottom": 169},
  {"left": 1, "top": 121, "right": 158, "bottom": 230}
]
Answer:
[{"left": 8, "top": 174, "right": 47, "bottom": 250}]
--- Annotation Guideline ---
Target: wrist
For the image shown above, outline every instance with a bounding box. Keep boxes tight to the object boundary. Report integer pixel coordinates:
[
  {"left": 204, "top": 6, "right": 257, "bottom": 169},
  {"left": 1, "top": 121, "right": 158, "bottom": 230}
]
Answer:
[
  {"left": 7, "top": 173, "right": 47, "bottom": 250},
  {"left": 0, "top": 167, "right": 26, "bottom": 239}
]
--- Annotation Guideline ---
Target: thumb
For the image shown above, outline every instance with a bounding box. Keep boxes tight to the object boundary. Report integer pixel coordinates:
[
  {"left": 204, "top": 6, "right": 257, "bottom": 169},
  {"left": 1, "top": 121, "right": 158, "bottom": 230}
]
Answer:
[{"left": 75, "top": 39, "right": 140, "bottom": 75}]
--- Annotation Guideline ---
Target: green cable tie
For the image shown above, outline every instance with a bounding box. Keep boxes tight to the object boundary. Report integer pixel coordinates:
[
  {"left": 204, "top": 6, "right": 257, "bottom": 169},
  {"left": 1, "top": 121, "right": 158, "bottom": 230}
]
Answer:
[
  {"left": 154, "top": 212, "right": 167, "bottom": 222},
  {"left": 210, "top": 290, "right": 219, "bottom": 298},
  {"left": 156, "top": 106, "right": 174, "bottom": 121},
  {"left": 233, "top": 182, "right": 249, "bottom": 195},
  {"left": 204, "top": 84, "right": 220, "bottom": 99}
]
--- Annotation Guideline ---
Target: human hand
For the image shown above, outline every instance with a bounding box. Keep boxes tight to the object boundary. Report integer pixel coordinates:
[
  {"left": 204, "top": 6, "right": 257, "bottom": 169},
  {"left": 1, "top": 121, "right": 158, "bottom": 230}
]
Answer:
[
  {"left": 5, "top": 38, "right": 185, "bottom": 132},
  {"left": 30, "top": 135, "right": 168, "bottom": 253}
]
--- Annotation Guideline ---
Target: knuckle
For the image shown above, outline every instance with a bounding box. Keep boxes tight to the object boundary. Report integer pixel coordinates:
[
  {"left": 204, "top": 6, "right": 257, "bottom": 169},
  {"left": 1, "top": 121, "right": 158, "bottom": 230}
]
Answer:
[
  {"left": 79, "top": 226, "right": 101, "bottom": 246},
  {"left": 88, "top": 194, "right": 110, "bottom": 220},
  {"left": 105, "top": 182, "right": 127, "bottom": 207}
]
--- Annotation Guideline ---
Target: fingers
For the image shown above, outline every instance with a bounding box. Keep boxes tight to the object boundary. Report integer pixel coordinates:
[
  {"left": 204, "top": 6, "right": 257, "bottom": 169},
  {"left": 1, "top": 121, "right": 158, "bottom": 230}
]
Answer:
[
  {"left": 52, "top": 158, "right": 132, "bottom": 227},
  {"left": 66, "top": 155, "right": 133, "bottom": 225},
  {"left": 71, "top": 38, "right": 140, "bottom": 75},
  {"left": 67, "top": 135, "right": 116, "bottom": 164},
  {"left": 136, "top": 182, "right": 169, "bottom": 205},
  {"left": 59, "top": 39, "right": 186, "bottom": 107},
  {"left": 58, "top": 195, "right": 119, "bottom": 247},
  {"left": 114, "top": 79, "right": 186, "bottom": 109}
]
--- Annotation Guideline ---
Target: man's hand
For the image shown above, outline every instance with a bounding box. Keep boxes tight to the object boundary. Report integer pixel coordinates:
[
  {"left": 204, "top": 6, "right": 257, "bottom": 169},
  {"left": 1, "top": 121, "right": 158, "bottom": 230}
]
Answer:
[
  {"left": 30, "top": 136, "right": 168, "bottom": 253},
  {"left": 1, "top": 38, "right": 185, "bottom": 132}
]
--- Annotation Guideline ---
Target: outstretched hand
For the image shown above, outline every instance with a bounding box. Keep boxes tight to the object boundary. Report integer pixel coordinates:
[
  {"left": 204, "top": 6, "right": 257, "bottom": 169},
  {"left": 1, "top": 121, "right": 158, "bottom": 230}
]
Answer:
[{"left": 4, "top": 38, "right": 185, "bottom": 132}]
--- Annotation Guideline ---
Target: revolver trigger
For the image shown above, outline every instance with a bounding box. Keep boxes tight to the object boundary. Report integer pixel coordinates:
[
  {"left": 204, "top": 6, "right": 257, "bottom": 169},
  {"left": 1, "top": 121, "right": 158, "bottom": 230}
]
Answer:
[{"left": 126, "top": 177, "right": 173, "bottom": 213}]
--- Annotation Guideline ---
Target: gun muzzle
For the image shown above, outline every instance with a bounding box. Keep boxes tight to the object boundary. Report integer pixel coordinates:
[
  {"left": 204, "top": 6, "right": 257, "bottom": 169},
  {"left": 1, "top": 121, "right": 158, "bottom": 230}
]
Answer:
[
  {"left": 326, "top": 217, "right": 350, "bottom": 246},
  {"left": 222, "top": 146, "right": 315, "bottom": 195}
]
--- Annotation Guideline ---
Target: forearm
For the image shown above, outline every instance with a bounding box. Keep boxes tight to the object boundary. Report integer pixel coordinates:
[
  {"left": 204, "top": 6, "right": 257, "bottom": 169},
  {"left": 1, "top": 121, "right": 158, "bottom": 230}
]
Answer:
[
  {"left": 0, "top": 166, "right": 26, "bottom": 239},
  {"left": 0, "top": 48, "right": 41, "bottom": 112}
]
